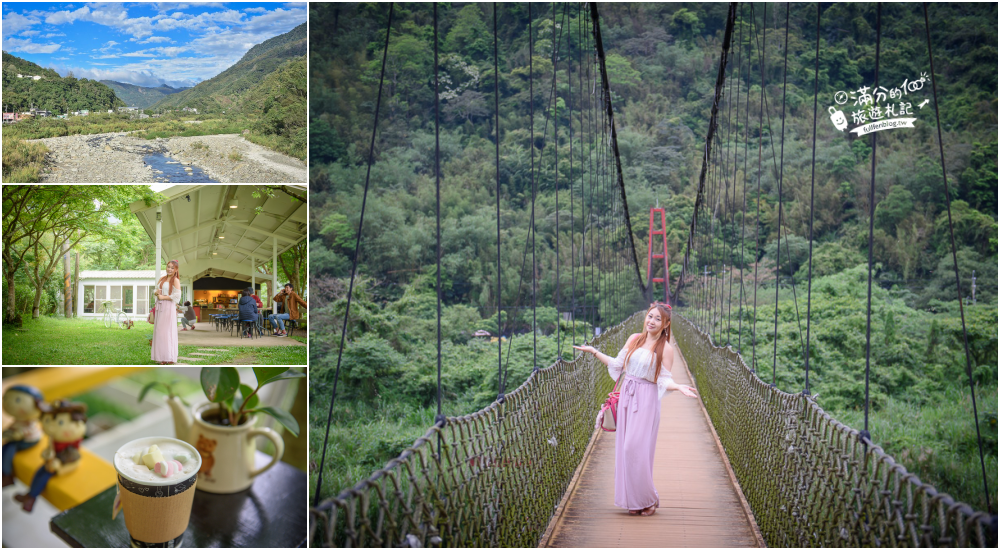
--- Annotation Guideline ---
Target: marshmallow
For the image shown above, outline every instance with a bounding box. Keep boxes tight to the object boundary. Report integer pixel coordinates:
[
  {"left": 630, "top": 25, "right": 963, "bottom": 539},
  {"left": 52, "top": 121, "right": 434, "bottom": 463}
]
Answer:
[
  {"left": 153, "top": 460, "right": 184, "bottom": 478},
  {"left": 172, "top": 453, "right": 190, "bottom": 464},
  {"left": 141, "top": 445, "right": 166, "bottom": 469}
]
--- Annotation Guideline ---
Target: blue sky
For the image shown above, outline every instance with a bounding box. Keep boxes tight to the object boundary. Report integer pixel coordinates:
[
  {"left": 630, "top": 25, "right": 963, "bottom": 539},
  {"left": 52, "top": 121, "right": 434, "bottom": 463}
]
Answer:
[{"left": 2, "top": 2, "right": 305, "bottom": 88}]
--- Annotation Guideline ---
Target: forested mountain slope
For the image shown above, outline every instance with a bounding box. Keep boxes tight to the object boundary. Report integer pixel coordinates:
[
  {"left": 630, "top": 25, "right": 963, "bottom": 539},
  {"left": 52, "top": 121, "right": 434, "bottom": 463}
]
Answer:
[
  {"left": 100, "top": 80, "right": 189, "bottom": 109},
  {"left": 2, "top": 51, "right": 123, "bottom": 113},
  {"left": 152, "top": 23, "right": 306, "bottom": 112}
]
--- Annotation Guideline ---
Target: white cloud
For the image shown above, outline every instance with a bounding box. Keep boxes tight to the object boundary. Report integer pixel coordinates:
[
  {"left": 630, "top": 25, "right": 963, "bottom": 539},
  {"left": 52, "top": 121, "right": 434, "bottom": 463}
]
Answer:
[
  {"left": 42, "top": 32, "right": 66, "bottom": 38},
  {"left": 44, "top": 5, "right": 156, "bottom": 39},
  {"left": 3, "top": 12, "right": 40, "bottom": 34},
  {"left": 243, "top": 7, "right": 266, "bottom": 14},
  {"left": 50, "top": 64, "right": 197, "bottom": 88},
  {"left": 2, "top": 37, "right": 61, "bottom": 54},
  {"left": 98, "top": 40, "right": 119, "bottom": 53},
  {"left": 138, "top": 36, "right": 173, "bottom": 44},
  {"left": 19, "top": 30, "right": 40, "bottom": 37}
]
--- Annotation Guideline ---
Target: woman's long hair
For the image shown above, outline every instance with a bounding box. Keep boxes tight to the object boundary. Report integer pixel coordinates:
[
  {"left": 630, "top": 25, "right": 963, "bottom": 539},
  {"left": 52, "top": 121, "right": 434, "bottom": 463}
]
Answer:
[
  {"left": 157, "top": 260, "right": 181, "bottom": 295},
  {"left": 622, "top": 302, "right": 672, "bottom": 382}
]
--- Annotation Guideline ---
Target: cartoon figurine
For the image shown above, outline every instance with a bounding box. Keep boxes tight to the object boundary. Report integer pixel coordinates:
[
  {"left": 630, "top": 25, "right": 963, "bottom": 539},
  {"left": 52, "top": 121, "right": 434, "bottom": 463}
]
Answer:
[
  {"left": 14, "top": 400, "right": 87, "bottom": 512},
  {"left": 2, "top": 385, "right": 45, "bottom": 487}
]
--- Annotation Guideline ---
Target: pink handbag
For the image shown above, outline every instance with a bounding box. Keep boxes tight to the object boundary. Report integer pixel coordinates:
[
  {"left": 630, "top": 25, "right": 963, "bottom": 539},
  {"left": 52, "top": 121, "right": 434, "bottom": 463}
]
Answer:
[
  {"left": 597, "top": 372, "right": 626, "bottom": 432},
  {"left": 147, "top": 303, "right": 156, "bottom": 324}
]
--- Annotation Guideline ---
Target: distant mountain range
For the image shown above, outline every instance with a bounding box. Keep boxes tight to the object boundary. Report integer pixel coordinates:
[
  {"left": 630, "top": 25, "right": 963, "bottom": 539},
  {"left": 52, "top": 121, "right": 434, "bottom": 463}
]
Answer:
[
  {"left": 2, "top": 51, "right": 123, "bottom": 113},
  {"left": 99, "top": 80, "right": 190, "bottom": 109},
  {"left": 153, "top": 23, "right": 306, "bottom": 112}
]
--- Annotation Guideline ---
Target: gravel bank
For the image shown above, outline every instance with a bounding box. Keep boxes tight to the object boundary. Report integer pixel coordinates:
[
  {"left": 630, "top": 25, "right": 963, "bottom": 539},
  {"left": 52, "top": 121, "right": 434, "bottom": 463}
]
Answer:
[{"left": 32, "top": 132, "right": 306, "bottom": 183}]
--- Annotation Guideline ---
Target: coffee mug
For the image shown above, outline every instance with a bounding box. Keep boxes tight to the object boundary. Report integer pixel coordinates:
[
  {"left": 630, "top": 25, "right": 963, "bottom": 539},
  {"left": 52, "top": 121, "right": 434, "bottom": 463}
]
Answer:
[{"left": 189, "top": 401, "right": 284, "bottom": 494}]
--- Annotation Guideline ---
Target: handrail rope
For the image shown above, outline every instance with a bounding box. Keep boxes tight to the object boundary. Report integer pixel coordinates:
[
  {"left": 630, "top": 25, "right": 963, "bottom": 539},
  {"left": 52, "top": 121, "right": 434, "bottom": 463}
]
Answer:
[
  {"left": 804, "top": 1, "right": 820, "bottom": 396},
  {"left": 578, "top": 1, "right": 587, "bottom": 341},
  {"left": 589, "top": 2, "right": 645, "bottom": 295},
  {"left": 587, "top": 6, "right": 597, "bottom": 332},
  {"left": 673, "top": 2, "right": 737, "bottom": 302},
  {"left": 312, "top": 1, "right": 393, "bottom": 509},
  {"left": 861, "top": 3, "right": 882, "bottom": 444},
  {"left": 750, "top": 2, "right": 765, "bottom": 373},
  {"left": 770, "top": 3, "right": 789, "bottom": 386},
  {"left": 922, "top": 1, "right": 992, "bottom": 513}
]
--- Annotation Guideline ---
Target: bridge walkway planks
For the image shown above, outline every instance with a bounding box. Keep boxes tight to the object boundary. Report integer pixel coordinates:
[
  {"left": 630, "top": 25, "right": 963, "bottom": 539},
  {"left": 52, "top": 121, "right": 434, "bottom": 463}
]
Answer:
[{"left": 541, "top": 335, "right": 763, "bottom": 548}]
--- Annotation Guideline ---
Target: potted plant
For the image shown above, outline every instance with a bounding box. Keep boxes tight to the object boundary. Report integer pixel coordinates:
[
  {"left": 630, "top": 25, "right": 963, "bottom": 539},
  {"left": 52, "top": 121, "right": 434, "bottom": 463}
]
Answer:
[{"left": 140, "top": 367, "right": 305, "bottom": 493}]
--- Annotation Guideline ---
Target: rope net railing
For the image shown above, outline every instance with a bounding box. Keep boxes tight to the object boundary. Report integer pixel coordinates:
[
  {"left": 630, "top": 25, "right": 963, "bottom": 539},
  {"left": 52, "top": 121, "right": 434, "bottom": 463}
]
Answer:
[
  {"left": 673, "top": 313, "right": 996, "bottom": 548},
  {"left": 311, "top": 311, "right": 643, "bottom": 547}
]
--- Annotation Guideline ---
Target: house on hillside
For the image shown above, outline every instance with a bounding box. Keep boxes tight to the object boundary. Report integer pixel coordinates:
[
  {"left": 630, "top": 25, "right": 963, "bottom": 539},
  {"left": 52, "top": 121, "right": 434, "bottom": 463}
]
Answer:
[
  {"left": 2, "top": 113, "right": 16, "bottom": 124},
  {"left": 181, "top": 107, "right": 198, "bottom": 114}
]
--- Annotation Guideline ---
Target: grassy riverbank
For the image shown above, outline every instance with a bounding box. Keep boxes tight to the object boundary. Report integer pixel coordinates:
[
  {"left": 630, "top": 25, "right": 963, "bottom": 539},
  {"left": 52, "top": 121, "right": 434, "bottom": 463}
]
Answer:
[{"left": 1, "top": 138, "right": 49, "bottom": 183}]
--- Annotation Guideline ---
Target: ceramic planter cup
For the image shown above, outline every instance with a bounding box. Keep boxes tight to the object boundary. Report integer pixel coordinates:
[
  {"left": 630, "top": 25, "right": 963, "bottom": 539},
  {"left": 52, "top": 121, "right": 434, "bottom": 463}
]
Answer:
[
  {"left": 168, "top": 399, "right": 285, "bottom": 494},
  {"left": 113, "top": 436, "right": 202, "bottom": 548}
]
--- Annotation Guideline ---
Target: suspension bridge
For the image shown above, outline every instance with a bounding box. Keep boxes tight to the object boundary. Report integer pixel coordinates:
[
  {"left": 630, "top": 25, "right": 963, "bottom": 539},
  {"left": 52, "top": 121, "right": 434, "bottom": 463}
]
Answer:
[{"left": 312, "top": 3, "right": 996, "bottom": 547}]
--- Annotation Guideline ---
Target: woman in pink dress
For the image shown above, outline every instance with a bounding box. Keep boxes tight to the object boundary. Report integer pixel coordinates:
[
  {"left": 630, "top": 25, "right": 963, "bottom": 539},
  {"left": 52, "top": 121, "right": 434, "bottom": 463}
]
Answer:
[
  {"left": 151, "top": 260, "right": 182, "bottom": 365},
  {"left": 574, "top": 303, "right": 698, "bottom": 516}
]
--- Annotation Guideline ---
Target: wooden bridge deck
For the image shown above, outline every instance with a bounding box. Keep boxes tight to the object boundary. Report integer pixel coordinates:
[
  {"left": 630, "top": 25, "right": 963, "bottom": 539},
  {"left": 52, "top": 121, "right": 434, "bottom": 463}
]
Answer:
[{"left": 541, "top": 337, "right": 763, "bottom": 548}]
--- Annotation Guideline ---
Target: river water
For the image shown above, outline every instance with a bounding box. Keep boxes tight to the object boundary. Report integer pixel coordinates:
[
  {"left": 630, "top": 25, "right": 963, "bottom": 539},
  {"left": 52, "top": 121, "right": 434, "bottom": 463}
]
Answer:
[{"left": 143, "top": 153, "right": 219, "bottom": 183}]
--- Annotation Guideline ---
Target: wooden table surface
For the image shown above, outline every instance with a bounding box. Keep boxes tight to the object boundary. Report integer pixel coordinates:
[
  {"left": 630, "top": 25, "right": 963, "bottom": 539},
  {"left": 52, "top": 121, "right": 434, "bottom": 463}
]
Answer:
[
  {"left": 50, "top": 451, "right": 307, "bottom": 548},
  {"left": 542, "top": 337, "right": 763, "bottom": 548}
]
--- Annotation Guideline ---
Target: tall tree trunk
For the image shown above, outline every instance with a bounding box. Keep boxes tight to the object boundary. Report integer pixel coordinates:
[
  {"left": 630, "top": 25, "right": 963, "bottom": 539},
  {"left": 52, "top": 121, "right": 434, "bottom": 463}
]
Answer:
[
  {"left": 32, "top": 289, "right": 42, "bottom": 319},
  {"left": 64, "top": 240, "right": 71, "bottom": 318},
  {"left": 6, "top": 272, "right": 16, "bottom": 323},
  {"left": 74, "top": 251, "right": 80, "bottom": 318}
]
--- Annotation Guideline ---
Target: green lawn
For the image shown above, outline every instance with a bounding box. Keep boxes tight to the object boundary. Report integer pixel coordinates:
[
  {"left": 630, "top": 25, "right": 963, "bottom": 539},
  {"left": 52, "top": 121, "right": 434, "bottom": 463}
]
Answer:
[{"left": 3, "top": 316, "right": 306, "bottom": 365}]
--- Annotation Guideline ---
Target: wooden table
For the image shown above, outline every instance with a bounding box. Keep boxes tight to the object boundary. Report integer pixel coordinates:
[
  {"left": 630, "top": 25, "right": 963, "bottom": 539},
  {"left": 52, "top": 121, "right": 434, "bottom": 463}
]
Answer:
[{"left": 50, "top": 451, "right": 307, "bottom": 548}]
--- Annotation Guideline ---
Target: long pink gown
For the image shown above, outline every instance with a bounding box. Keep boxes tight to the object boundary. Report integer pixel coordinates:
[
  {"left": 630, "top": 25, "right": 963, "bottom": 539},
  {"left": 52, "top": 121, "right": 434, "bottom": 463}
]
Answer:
[
  {"left": 607, "top": 346, "right": 673, "bottom": 511},
  {"left": 151, "top": 281, "right": 181, "bottom": 363}
]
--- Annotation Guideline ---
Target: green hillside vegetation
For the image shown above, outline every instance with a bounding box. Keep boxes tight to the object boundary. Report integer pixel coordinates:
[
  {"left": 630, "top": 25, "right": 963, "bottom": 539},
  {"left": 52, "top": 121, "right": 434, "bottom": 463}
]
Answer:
[
  {"left": 152, "top": 23, "right": 306, "bottom": 112},
  {"left": 2, "top": 51, "right": 123, "bottom": 113},
  {"left": 100, "top": 80, "right": 189, "bottom": 109},
  {"left": 238, "top": 57, "right": 307, "bottom": 159},
  {"left": 308, "top": 3, "right": 997, "bottom": 510}
]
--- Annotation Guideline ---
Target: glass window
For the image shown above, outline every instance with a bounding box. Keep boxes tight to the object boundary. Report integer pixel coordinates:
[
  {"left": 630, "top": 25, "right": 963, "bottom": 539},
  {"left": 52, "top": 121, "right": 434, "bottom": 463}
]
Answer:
[
  {"left": 123, "top": 287, "right": 134, "bottom": 313},
  {"left": 96, "top": 286, "right": 107, "bottom": 312},
  {"left": 136, "top": 285, "right": 149, "bottom": 315},
  {"left": 111, "top": 286, "right": 123, "bottom": 312},
  {"left": 84, "top": 286, "right": 95, "bottom": 313}
]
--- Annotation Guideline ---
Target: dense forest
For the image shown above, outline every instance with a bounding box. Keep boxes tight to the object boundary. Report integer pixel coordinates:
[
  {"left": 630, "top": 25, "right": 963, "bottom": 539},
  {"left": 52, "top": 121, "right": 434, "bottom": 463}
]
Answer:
[
  {"left": 308, "top": 3, "right": 997, "bottom": 510},
  {"left": 2, "top": 51, "right": 124, "bottom": 113}
]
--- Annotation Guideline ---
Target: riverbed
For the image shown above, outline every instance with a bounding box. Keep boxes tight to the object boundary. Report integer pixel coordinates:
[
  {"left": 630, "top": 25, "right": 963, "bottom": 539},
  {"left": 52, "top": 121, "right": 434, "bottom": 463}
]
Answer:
[{"left": 31, "top": 132, "right": 306, "bottom": 183}]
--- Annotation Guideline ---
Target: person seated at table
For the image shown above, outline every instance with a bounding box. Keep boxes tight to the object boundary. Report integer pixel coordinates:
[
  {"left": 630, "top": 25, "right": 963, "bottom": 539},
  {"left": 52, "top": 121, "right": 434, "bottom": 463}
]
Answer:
[
  {"left": 268, "top": 283, "right": 307, "bottom": 337},
  {"left": 237, "top": 288, "right": 259, "bottom": 338}
]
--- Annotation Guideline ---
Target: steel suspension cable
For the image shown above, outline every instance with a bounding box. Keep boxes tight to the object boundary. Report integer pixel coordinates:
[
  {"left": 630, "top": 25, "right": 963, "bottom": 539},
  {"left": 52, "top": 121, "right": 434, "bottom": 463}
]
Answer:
[
  {"left": 922, "top": 1, "right": 991, "bottom": 511},
  {"left": 493, "top": 3, "right": 508, "bottom": 399},
  {"left": 737, "top": 0, "right": 751, "bottom": 353},
  {"left": 313, "top": 1, "right": 393, "bottom": 508},
  {"left": 727, "top": 4, "right": 744, "bottom": 345},
  {"left": 530, "top": 2, "right": 537, "bottom": 372},
  {"left": 569, "top": 3, "right": 576, "bottom": 352},
  {"left": 861, "top": 3, "right": 882, "bottom": 443},
  {"left": 553, "top": 1, "right": 561, "bottom": 358},
  {"left": 770, "top": 3, "right": 789, "bottom": 387},
  {"left": 673, "top": 2, "right": 736, "bottom": 303},
  {"left": 434, "top": 1, "right": 444, "bottom": 437},
  {"left": 804, "top": 1, "right": 820, "bottom": 397},
  {"left": 750, "top": 2, "right": 765, "bottom": 372}
]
